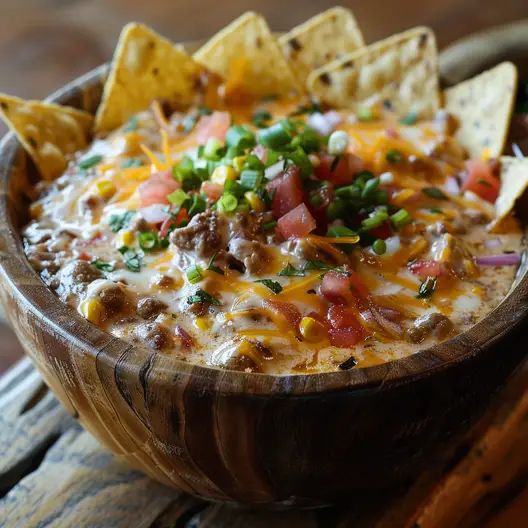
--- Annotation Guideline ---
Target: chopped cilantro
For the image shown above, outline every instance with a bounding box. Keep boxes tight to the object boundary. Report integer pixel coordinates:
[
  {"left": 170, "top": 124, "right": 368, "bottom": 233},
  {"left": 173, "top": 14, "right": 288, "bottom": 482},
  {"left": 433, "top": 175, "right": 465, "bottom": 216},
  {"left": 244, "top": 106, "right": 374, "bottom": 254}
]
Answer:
[
  {"left": 187, "top": 289, "right": 221, "bottom": 306},
  {"left": 207, "top": 252, "right": 224, "bottom": 275},
  {"left": 255, "top": 279, "right": 283, "bottom": 294},
  {"left": 79, "top": 154, "right": 103, "bottom": 170},
  {"left": 91, "top": 258, "right": 114, "bottom": 272},
  {"left": 118, "top": 246, "right": 142, "bottom": 272},
  {"left": 109, "top": 210, "right": 135, "bottom": 233},
  {"left": 278, "top": 263, "right": 305, "bottom": 277}
]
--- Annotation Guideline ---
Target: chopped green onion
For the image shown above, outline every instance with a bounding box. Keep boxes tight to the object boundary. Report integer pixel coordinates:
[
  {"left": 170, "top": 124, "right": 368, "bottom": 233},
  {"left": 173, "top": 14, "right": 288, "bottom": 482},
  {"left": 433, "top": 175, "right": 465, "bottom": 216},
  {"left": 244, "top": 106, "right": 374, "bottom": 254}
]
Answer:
[
  {"left": 79, "top": 154, "right": 103, "bottom": 170},
  {"left": 335, "top": 185, "right": 360, "bottom": 200},
  {"left": 357, "top": 107, "right": 374, "bottom": 122},
  {"left": 286, "top": 148, "right": 313, "bottom": 177},
  {"left": 422, "top": 187, "right": 448, "bottom": 200},
  {"left": 217, "top": 193, "right": 238, "bottom": 213},
  {"left": 298, "top": 128, "right": 322, "bottom": 153},
  {"left": 239, "top": 169, "right": 262, "bottom": 190},
  {"left": 309, "top": 193, "right": 323, "bottom": 207},
  {"left": 203, "top": 137, "right": 224, "bottom": 160},
  {"left": 244, "top": 154, "right": 265, "bottom": 170},
  {"left": 361, "top": 208, "right": 389, "bottom": 231},
  {"left": 391, "top": 208, "right": 413, "bottom": 229},
  {"left": 188, "top": 194, "right": 206, "bottom": 217},
  {"left": 225, "top": 125, "right": 256, "bottom": 150},
  {"left": 173, "top": 156, "right": 194, "bottom": 181},
  {"left": 385, "top": 149, "right": 404, "bottom": 164},
  {"left": 255, "top": 279, "right": 283, "bottom": 294},
  {"left": 373, "top": 190, "right": 389, "bottom": 205},
  {"left": 167, "top": 189, "right": 189, "bottom": 207},
  {"left": 252, "top": 110, "right": 272, "bottom": 128},
  {"left": 361, "top": 177, "right": 380, "bottom": 200},
  {"left": 400, "top": 111, "right": 418, "bottom": 125},
  {"left": 109, "top": 210, "right": 135, "bottom": 233},
  {"left": 289, "top": 100, "right": 322, "bottom": 116},
  {"left": 138, "top": 231, "right": 160, "bottom": 251},
  {"left": 417, "top": 276, "right": 437, "bottom": 299},
  {"left": 372, "top": 239, "right": 387, "bottom": 255},
  {"left": 186, "top": 265, "right": 203, "bottom": 284},
  {"left": 91, "top": 258, "right": 114, "bottom": 272},
  {"left": 278, "top": 263, "right": 305, "bottom": 277},
  {"left": 326, "top": 199, "right": 347, "bottom": 220},
  {"left": 257, "top": 122, "right": 292, "bottom": 149},
  {"left": 327, "top": 225, "right": 357, "bottom": 238}
]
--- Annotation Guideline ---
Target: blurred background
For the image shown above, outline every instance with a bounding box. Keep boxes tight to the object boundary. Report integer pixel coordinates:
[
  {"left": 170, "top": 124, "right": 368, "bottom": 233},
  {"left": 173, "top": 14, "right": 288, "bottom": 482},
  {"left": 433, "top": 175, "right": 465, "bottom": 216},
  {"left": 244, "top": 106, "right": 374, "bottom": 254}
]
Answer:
[{"left": 0, "top": 0, "right": 528, "bottom": 373}]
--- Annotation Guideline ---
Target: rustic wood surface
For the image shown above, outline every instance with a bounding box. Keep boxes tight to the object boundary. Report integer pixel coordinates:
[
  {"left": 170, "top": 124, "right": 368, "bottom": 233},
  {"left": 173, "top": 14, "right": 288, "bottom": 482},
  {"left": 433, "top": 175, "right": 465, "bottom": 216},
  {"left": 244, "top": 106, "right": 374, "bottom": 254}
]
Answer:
[{"left": 0, "top": 357, "right": 526, "bottom": 527}]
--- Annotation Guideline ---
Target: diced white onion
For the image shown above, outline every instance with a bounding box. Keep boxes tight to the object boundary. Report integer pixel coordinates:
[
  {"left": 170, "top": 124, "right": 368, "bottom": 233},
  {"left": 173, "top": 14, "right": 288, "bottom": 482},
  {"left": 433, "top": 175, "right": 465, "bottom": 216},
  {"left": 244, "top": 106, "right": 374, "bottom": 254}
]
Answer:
[
  {"left": 379, "top": 172, "right": 394, "bottom": 184},
  {"left": 328, "top": 130, "right": 350, "bottom": 155},
  {"left": 383, "top": 236, "right": 401, "bottom": 256},
  {"left": 139, "top": 204, "right": 171, "bottom": 223},
  {"left": 307, "top": 111, "right": 342, "bottom": 136},
  {"left": 445, "top": 176, "right": 460, "bottom": 195},
  {"left": 264, "top": 160, "right": 285, "bottom": 180}
]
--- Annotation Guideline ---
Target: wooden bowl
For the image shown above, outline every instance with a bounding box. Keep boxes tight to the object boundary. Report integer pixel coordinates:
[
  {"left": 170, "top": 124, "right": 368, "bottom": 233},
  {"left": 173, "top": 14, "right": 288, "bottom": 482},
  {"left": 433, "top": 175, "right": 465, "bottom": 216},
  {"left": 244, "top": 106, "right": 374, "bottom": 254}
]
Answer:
[{"left": 1, "top": 29, "right": 528, "bottom": 505}]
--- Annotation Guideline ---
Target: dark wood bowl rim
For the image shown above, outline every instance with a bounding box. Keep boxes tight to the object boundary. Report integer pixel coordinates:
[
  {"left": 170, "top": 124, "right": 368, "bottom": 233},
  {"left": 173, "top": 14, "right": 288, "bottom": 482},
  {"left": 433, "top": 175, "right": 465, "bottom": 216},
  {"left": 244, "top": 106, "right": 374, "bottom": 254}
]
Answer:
[{"left": 1, "top": 63, "right": 527, "bottom": 396}]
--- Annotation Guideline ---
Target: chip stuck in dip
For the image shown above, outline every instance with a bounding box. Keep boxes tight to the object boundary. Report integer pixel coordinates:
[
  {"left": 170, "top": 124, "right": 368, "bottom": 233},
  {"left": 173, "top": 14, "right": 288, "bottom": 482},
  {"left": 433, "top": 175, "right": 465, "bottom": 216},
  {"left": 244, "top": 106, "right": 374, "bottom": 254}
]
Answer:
[{"left": 2, "top": 8, "right": 527, "bottom": 375}]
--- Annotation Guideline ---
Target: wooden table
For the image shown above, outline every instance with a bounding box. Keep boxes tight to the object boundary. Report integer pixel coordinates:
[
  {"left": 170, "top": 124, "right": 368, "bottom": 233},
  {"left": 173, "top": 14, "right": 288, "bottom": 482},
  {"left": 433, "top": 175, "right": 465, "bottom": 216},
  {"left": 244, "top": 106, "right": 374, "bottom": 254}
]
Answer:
[{"left": 1, "top": 356, "right": 527, "bottom": 527}]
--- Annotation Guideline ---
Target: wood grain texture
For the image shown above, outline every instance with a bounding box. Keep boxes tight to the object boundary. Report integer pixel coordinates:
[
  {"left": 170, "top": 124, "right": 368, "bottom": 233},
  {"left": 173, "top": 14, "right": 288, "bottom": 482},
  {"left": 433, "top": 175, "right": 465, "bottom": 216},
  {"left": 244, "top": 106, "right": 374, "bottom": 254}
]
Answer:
[
  {"left": 0, "top": 35, "right": 528, "bottom": 506},
  {"left": 0, "top": 358, "right": 526, "bottom": 527}
]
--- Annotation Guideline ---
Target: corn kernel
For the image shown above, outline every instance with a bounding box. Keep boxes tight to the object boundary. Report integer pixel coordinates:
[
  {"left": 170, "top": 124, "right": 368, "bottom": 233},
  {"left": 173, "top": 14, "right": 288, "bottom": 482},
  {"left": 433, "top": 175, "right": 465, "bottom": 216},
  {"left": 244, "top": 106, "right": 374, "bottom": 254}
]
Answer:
[
  {"left": 232, "top": 156, "right": 247, "bottom": 172},
  {"left": 79, "top": 298, "right": 105, "bottom": 324},
  {"left": 211, "top": 165, "right": 237, "bottom": 185},
  {"left": 481, "top": 147, "right": 492, "bottom": 161},
  {"left": 299, "top": 316, "right": 326, "bottom": 343},
  {"left": 193, "top": 317, "right": 211, "bottom": 331},
  {"left": 119, "top": 230, "right": 135, "bottom": 246},
  {"left": 244, "top": 191, "right": 265, "bottom": 212},
  {"left": 96, "top": 180, "right": 116, "bottom": 200}
]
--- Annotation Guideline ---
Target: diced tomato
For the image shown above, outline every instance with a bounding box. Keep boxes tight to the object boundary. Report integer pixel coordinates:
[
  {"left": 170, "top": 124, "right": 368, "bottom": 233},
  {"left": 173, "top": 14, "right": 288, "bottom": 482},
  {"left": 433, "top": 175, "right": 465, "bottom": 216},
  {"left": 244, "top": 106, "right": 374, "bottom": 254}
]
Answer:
[
  {"left": 277, "top": 203, "right": 316, "bottom": 239},
  {"left": 264, "top": 300, "right": 302, "bottom": 337},
  {"left": 328, "top": 320, "right": 365, "bottom": 347},
  {"left": 461, "top": 159, "right": 500, "bottom": 203},
  {"left": 314, "top": 153, "right": 365, "bottom": 185},
  {"left": 159, "top": 208, "right": 189, "bottom": 238},
  {"left": 369, "top": 221, "right": 392, "bottom": 240},
  {"left": 321, "top": 270, "right": 369, "bottom": 305},
  {"left": 138, "top": 170, "right": 180, "bottom": 206},
  {"left": 408, "top": 259, "right": 445, "bottom": 278},
  {"left": 194, "top": 111, "right": 230, "bottom": 144},
  {"left": 327, "top": 305, "right": 364, "bottom": 330},
  {"left": 267, "top": 166, "right": 303, "bottom": 218},
  {"left": 201, "top": 181, "right": 223, "bottom": 202},
  {"left": 78, "top": 252, "right": 91, "bottom": 261}
]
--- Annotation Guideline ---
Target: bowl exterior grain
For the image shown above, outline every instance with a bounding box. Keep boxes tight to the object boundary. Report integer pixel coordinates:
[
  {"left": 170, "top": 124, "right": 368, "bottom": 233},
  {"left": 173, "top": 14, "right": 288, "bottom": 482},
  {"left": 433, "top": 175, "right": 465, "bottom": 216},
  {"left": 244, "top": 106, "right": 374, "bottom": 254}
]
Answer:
[{"left": 0, "top": 63, "right": 528, "bottom": 506}]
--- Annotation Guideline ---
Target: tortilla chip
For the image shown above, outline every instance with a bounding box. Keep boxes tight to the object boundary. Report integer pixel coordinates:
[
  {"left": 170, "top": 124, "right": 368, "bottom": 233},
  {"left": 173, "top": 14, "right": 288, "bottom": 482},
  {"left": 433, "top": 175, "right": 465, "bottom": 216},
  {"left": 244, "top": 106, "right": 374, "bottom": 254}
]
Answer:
[
  {"left": 307, "top": 27, "right": 439, "bottom": 118},
  {"left": 95, "top": 23, "right": 204, "bottom": 132},
  {"left": 0, "top": 94, "right": 93, "bottom": 180},
  {"left": 193, "top": 12, "right": 301, "bottom": 98},
  {"left": 279, "top": 7, "right": 364, "bottom": 87},
  {"left": 493, "top": 156, "right": 528, "bottom": 226},
  {"left": 444, "top": 62, "right": 518, "bottom": 159}
]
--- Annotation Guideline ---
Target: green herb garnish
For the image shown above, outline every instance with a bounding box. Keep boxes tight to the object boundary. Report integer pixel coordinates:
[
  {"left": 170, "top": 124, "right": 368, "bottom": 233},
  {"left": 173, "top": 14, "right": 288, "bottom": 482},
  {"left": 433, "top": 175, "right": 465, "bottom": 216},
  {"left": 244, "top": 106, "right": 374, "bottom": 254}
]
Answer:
[
  {"left": 255, "top": 279, "right": 283, "bottom": 294},
  {"left": 385, "top": 149, "right": 404, "bottom": 164},
  {"left": 118, "top": 246, "right": 142, "bottom": 272},
  {"left": 422, "top": 187, "right": 448, "bottom": 200},
  {"left": 91, "top": 258, "right": 114, "bottom": 272},
  {"left": 167, "top": 189, "right": 189, "bottom": 207},
  {"left": 399, "top": 111, "right": 417, "bottom": 126},
  {"left": 79, "top": 154, "right": 103, "bottom": 170},
  {"left": 390, "top": 208, "right": 412, "bottom": 229},
  {"left": 417, "top": 276, "right": 437, "bottom": 299},
  {"left": 187, "top": 289, "right": 221, "bottom": 305},
  {"left": 138, "top": 231, "right": 160, "bottom": 251},
  {"left": 252, "top": 110, "right": 272, "bottom": 128},
  {"left": 207, "top": 252, "right": 224, "bottom": 275},
  {"left": 278, "top": 263, "right": 305, "bottom": 277},
  {"left": 109, "top": 210, "right": 135, "bottom": 233},
  {"left": 186, "top": 265, "right": 203, "bottom": 284},
  {"left": 257, "top": 122, "right": 292, "bottom": 149},
  {"left": 217, "top": 193, "right": 238, "bottom": 213}
]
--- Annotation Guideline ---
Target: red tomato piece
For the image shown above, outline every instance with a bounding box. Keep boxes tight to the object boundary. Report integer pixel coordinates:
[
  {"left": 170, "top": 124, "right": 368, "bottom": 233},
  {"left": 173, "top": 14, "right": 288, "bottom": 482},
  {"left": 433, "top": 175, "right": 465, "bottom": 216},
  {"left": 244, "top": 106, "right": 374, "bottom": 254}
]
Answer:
[
  {"left": 321, "top": 270, "right": 369, "bottom": 305},
  {"left": 276, "top": 203, "right": 316, "bottom": 239},
  {"left": 369, "top": 221, "right": 393, "bottom": 240},
  {"left": 328, "top": 327, "right": 364, "bottom": 347},
  {"left": 314, "top": 153, "right": 365, "bottom": 185},
  {"left": 138, "top": 170, "right": 180, "bottom": 206},
  {"left": 159, "top": 208, "right": 189, "bottom": 238},
  {"left": 264, "top": 300, "right": 302, "bottom": 337},
  {"left": 267, "top": 166, "right": 303, "bottom": 218},
  {"left": 408, "top": 259, "right": 445, "bottom": 278},
  {"left": 461, "top": 159, "right": 500, "bottom": 203},
  {"left": 194, "top": 111, "right": 231, "bottom": 144},
  {"left": 201, "top": 181, "right": 223, "bottom": 202}
]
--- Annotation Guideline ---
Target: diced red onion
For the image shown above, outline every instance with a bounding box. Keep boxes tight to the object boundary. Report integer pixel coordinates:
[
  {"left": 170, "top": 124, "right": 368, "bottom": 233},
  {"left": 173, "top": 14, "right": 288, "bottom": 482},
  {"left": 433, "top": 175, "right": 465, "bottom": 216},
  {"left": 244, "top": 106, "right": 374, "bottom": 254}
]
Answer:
[
  {"left": 475, "top": 254, "right": 521, "bottom": 267},
  {"left": 139, "top": 204, "right": 171, "bottom": 224},
  {"left": 307, "top": 111, "right": 342, "bottom": 136},
  {"left": 264, "top": 160, "right": 285, "bottom": 180}
]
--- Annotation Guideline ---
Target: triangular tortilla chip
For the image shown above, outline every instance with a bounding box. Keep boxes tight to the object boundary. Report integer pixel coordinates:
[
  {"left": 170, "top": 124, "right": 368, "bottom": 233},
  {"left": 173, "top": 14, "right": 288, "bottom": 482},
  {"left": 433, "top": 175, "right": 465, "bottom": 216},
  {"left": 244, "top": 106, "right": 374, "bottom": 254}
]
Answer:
[
  {"left": 493, "top": 156, "right": 528, "bottom": 226},
  {"left": 279, "top": 7, "right": 364, "bottom": 87},
  {"left": 193, "top": 12, "right": 301, "bottom": 98},
  {"left": 307, "top": 27, "right": 439, "bottom": 118},
  {"left": 444, "top": 62, "right": 518, "bottom": 159},
  {"left": 95, "top": 23, "right": 204, "bottom": 132},
  {"left": 0, "top": 94, "right": 93, "bottom": 180}
]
